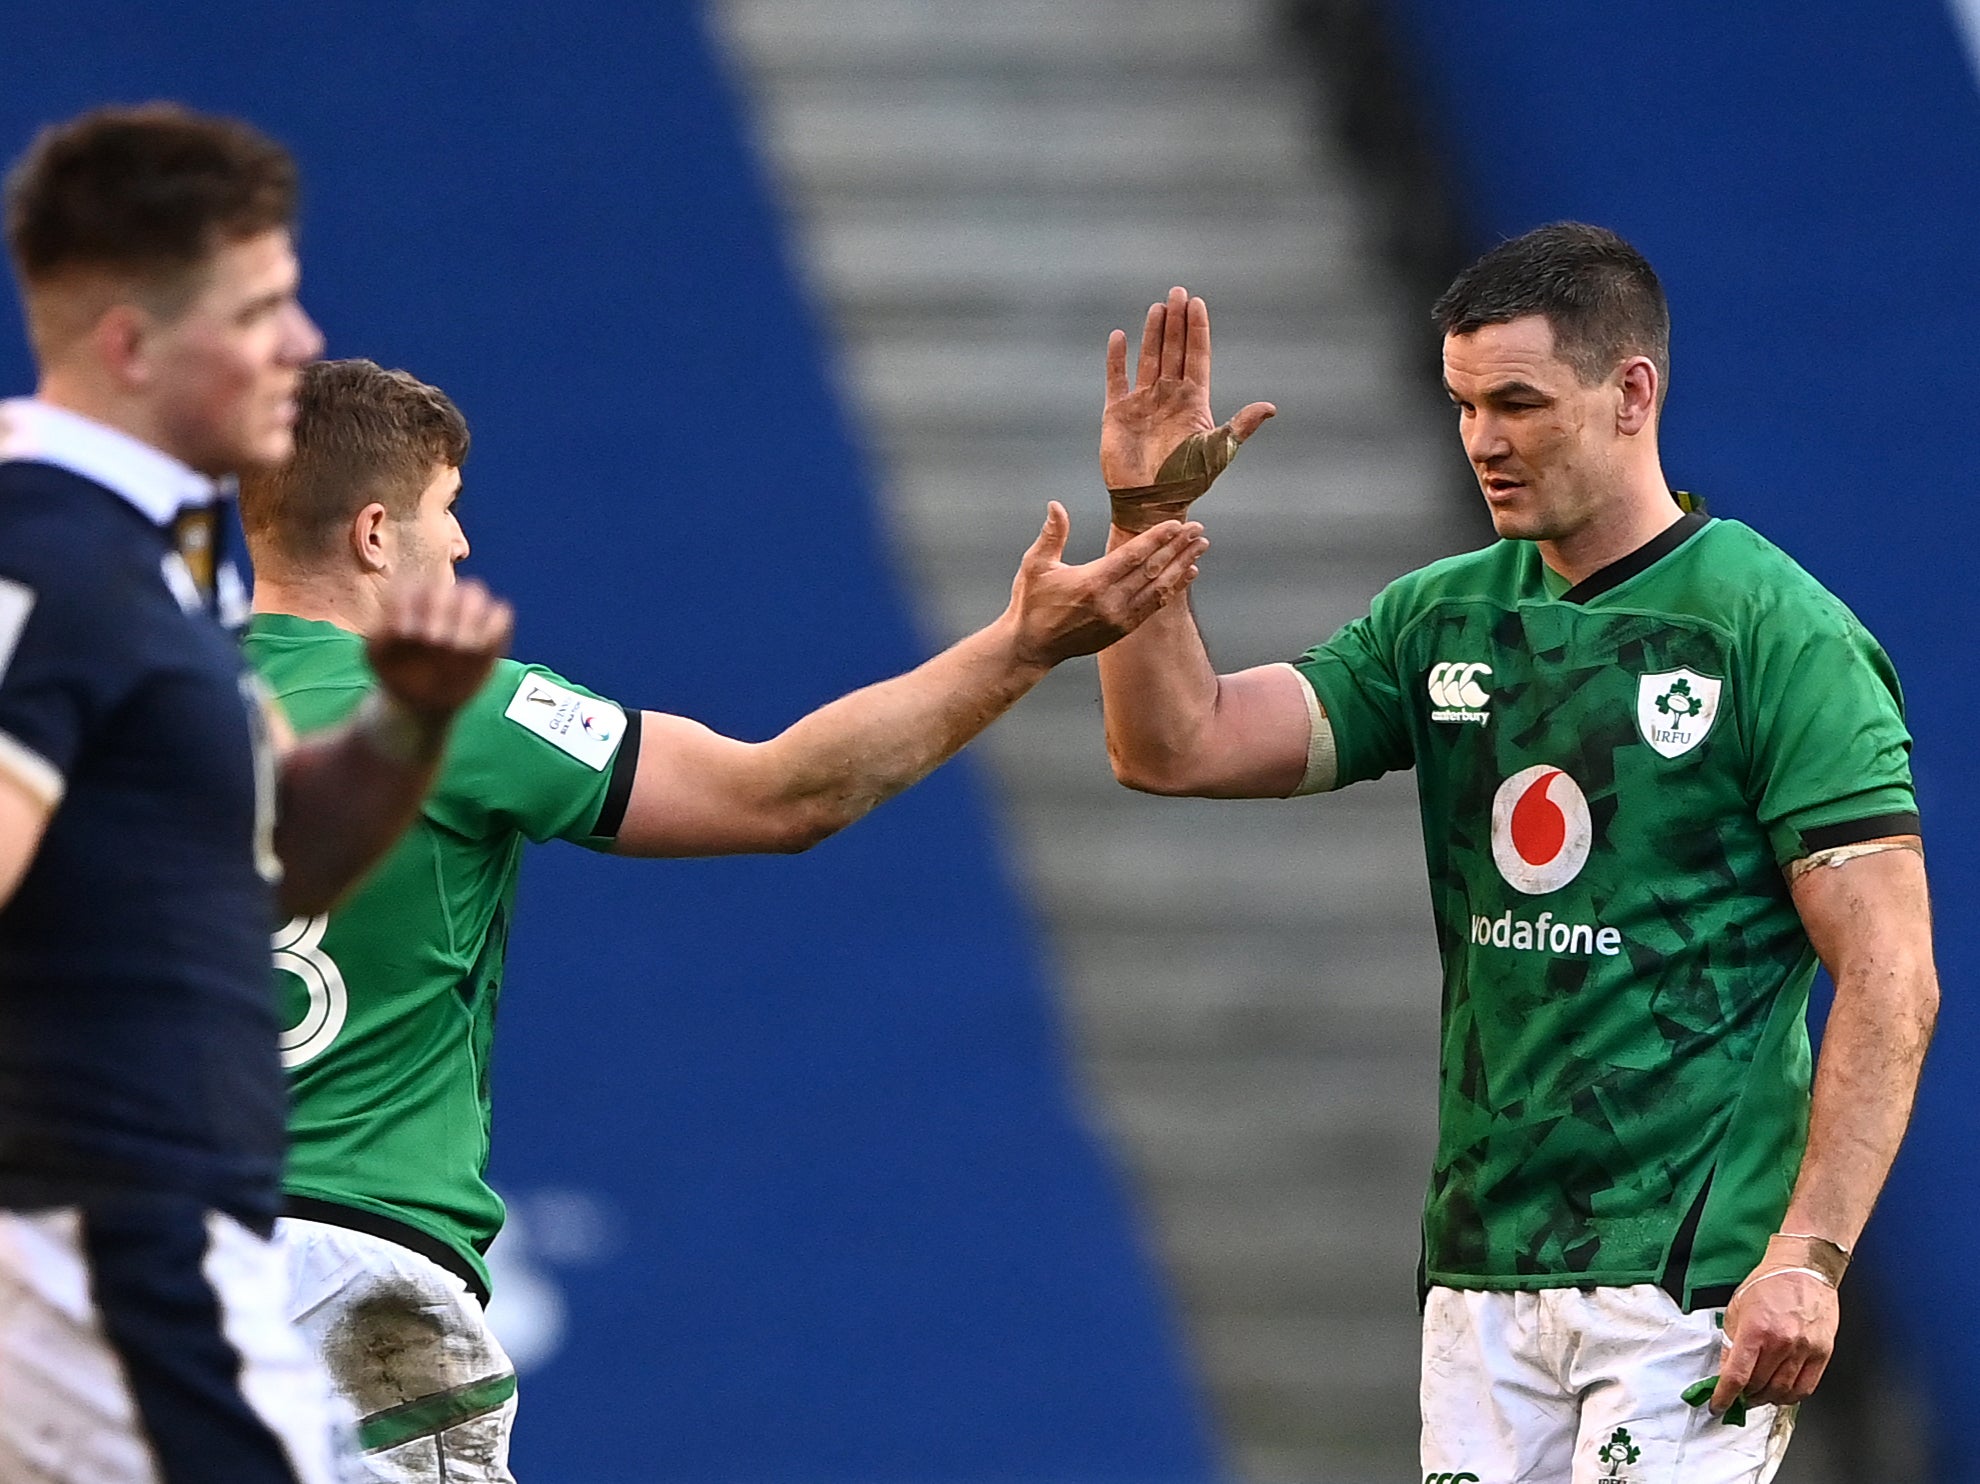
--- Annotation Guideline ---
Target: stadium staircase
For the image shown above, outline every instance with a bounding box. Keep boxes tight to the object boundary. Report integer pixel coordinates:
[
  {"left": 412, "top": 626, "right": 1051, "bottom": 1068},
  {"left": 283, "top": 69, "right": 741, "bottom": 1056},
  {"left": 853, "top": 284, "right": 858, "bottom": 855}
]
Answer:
[{"left": 711, "top": 3, "right": 1466, "bottom": 1477}]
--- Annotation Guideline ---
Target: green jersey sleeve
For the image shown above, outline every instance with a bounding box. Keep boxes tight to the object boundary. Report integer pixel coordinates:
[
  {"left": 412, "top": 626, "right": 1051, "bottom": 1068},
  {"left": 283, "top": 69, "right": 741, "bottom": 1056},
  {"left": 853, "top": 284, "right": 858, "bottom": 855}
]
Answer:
[
  {"left": 1292, "top": 581, "right": 1417, "bottom": 788},
  {"left": 1742, "top": 589, "right": 1916, "bottom": 864},
  {"left": 424, "top": 659, "right": 636, "bottom": 847}
]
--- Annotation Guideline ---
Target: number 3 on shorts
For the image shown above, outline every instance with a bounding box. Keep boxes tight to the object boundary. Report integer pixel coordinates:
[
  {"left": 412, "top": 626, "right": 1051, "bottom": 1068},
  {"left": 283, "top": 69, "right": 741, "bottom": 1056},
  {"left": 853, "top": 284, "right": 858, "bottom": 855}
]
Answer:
[{"left": 274, "top": 913, "right": 348, "bottom": 1068}]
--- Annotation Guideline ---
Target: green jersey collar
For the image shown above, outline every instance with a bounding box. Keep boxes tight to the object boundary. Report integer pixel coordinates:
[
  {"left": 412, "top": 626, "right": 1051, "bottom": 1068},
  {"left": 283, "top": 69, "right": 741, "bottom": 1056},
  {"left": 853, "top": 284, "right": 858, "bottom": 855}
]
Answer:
[
  {"left": 245, "top": 611, "right": 364, "bottom": 643},
  {"left": 1539, "top": 506, "right": 1712, "bottom": 606}
]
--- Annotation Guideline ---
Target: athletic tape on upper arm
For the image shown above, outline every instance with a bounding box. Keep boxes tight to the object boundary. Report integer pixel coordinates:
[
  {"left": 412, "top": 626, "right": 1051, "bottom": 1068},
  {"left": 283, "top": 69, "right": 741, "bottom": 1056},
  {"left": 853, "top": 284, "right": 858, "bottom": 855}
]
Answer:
[{"left": 1280, "top": 664, "right": 1337, "bottom": 796}]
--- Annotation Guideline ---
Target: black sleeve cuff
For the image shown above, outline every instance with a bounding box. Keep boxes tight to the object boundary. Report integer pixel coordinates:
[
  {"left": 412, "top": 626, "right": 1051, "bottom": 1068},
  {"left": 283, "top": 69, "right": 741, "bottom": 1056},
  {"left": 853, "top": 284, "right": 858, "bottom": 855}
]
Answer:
[
  {"left": 588, "top": 708, "right": 643, "bottom": 839},
  {"left": 1798, "top": 810, "right": 1921, "bottom": 854}
]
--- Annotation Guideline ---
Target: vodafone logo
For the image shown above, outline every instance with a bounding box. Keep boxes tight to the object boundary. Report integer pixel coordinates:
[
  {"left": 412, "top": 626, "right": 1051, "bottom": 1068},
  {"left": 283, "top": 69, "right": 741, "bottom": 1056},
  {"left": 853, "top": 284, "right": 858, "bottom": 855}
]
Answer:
[{"left": 1490, "top": 765, "right": 1593, "bottom": 895}]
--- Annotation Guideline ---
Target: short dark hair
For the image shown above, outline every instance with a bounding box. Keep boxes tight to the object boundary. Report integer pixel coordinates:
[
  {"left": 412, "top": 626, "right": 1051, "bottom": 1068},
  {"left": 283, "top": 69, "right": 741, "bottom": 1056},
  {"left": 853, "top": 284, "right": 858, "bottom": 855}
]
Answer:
[
  {"left": 239, "top": 359, "right": 470, "bottom": 568},
  {"left": 4, "top": 103, "right": 297, "bottom": 294},
  {"left": 1432, "top": 223, "right": 1669, "bottom": 389}
]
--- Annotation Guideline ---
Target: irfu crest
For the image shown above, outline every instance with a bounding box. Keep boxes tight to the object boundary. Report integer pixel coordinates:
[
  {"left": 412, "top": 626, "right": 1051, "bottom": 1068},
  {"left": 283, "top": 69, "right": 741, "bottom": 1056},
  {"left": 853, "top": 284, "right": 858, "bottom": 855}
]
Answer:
[{"left": 1636, "top": 668, "right": 1722, "bottom": 758}]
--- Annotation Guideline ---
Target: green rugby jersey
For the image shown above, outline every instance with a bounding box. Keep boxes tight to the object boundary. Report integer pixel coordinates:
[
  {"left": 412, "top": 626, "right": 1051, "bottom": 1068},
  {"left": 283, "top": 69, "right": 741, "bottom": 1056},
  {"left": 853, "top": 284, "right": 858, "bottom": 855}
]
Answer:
[
  {"left": 1293, "top": 512, "right": 1915, "bottom": 1305},
  {"left": 245, "top": 614, "right": 637, "bottom": 1293}
]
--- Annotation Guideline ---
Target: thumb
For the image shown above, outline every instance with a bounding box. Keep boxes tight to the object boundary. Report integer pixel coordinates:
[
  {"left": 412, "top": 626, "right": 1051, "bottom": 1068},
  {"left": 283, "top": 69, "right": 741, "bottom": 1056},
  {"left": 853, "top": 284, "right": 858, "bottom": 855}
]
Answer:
[
  {"left": 1232, "top": 401, "right": 1277, "bottom": 443},
  {"left": 1026, "top": 501, "right": 1070, "bottom": 568}
]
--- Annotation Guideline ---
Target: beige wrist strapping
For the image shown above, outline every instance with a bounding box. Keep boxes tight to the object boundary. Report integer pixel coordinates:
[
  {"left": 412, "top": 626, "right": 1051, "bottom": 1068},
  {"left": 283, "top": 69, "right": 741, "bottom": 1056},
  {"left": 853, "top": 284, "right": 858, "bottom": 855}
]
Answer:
[{"left": 1108, "top": 423, "right": 1244, "bottom": 533}]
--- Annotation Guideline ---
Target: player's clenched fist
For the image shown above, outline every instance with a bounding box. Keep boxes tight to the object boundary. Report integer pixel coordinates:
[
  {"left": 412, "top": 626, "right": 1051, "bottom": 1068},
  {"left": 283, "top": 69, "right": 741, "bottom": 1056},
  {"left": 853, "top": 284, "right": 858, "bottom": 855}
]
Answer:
[
  {"left": 1007, "top": 502, "right": 1208, "bottom": 666},
  {"left": 367, "top": 578, "right": 515, "bottom": 721}
]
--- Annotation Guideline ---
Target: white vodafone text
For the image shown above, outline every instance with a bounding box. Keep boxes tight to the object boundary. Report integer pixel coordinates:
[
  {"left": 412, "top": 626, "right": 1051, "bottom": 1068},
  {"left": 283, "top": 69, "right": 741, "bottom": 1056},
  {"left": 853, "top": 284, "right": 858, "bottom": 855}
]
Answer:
[{"left": 1469, "top": 908, "right": 1622, "bottom": 957}]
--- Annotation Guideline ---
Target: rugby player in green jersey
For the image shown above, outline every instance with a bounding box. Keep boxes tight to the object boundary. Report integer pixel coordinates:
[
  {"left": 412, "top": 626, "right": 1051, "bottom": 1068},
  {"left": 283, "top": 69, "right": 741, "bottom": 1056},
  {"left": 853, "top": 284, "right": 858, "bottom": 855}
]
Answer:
[
  {"left": 233, "top": 357, "right": 1208, "bottom": 1481},
  {"left": 1094, "top": 226, "right": 1937, "bottom": 1481}
]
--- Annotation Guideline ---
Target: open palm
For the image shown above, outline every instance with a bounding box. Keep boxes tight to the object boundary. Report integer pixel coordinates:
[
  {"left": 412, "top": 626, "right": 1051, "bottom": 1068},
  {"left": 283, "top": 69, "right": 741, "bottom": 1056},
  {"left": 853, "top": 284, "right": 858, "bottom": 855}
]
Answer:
[{"left": 1101, "top": 286, "right": 1275, "bottom": 528}]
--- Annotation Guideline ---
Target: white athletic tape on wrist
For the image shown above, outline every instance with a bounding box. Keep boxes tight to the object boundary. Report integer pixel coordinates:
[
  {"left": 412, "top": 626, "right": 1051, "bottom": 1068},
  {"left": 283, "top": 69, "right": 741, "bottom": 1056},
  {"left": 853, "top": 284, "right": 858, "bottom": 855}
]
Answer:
[
  {"left": 1281, "top": 664, "right": 1337, "bottom": 796},
  {"left": 1731, "top": 1265, "right": 1837, "bottom": 1304}
]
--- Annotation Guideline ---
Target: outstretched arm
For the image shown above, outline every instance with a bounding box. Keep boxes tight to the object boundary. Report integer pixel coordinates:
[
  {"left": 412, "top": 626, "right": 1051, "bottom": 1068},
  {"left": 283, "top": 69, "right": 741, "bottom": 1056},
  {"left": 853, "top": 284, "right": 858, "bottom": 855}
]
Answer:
[
  {"left": 1095, "top": 286, "right": 1313, "bottom": 797},
  {"left": 612, "top": 504, "right": 1205, "bottom": 857},
  {"left": 275, "top": 580, "right": 512, "bottom": 914},
  {"left": 1711, "top": 839, "right": 1937, "bottom": 1413}
]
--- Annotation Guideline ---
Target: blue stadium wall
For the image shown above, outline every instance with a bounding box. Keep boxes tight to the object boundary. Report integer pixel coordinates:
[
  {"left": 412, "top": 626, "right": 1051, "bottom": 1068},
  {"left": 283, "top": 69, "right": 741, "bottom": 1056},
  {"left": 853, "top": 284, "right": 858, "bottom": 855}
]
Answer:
[
  {"left": 0, "top": 7, "right": 1215, "bottom": 1481},
  {"left": 1386, "top": 0, "right": 1980, "bottom": 1469}
]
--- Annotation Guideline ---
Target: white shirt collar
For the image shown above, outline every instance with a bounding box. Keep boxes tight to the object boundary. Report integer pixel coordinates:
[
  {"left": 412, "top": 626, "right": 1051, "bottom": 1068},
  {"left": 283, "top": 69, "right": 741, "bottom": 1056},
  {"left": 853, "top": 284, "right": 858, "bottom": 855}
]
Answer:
[{"left": 0, "top": 397, "right": 229, "bottom": 525}]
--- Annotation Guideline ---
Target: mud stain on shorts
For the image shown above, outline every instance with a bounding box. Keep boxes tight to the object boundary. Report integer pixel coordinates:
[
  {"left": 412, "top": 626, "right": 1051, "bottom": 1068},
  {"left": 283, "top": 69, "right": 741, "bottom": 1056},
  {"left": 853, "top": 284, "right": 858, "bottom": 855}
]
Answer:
[{"left": 321, "top": 1275, "right": 464, "bottom": 1416}]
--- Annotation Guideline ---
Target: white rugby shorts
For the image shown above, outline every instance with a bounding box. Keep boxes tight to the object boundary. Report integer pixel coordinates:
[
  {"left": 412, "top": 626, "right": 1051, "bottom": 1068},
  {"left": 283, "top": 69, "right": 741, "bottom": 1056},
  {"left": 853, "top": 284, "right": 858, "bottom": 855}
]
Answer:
[
  {"left": 0, "top": 1199, "right": 353, "bottom": 1484},
  {"left": 1421, "top": 1284, "right": 1796, "bottom": 1484},
  {"left": 275, "top": 1218, "right": 517, "bottom": 1484}
]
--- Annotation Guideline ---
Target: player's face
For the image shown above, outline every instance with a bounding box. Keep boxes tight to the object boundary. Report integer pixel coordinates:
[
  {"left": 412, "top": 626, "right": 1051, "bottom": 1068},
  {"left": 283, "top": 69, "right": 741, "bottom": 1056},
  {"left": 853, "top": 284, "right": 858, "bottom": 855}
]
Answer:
[
  {"left": 394, "top": 461, "right": 470, "bottom": 586},
  {"left": 145, "top": 229, "right": 323, "bottom": 476},
  {"left": 1443, "top": 316, "right": 1625, "bottom": 545}
]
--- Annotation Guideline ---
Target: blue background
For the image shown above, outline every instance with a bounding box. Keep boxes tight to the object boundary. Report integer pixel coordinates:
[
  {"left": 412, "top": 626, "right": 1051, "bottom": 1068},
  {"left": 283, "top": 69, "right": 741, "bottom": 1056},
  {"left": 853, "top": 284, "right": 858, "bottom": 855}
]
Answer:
[
  {"left": 0, "top": 6, "right": 1212, "bottom": 1480},
  {"left": 1388, "top": 0, "right": 1980, "bottom": 1469},
  {"left": 9, "top": 0, "right": 1975, "bottom": 1475}
]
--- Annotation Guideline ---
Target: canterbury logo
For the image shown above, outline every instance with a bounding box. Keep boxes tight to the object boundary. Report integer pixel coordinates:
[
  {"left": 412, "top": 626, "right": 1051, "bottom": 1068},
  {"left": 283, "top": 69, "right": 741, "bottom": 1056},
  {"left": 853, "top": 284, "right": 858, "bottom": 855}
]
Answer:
[{"left": 1427, "top": 661, "right": 1492, "bottom": 717}]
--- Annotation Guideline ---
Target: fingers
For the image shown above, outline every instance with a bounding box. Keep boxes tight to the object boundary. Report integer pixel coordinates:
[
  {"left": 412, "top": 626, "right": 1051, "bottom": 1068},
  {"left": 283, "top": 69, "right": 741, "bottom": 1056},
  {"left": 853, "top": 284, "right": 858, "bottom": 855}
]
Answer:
[
  {"left": 1791, "top": 1348, "right": 1832, "bottom": 1401},
  {"left": 1710, "top": 1331, "right": 1759, "bottom": 1415},
  {"left": 459, "top": 581, "right": 515, "bottom": 653},
  {"left": 1741, "top": 1352, "right": 1820, "bottom": 1408},
  {"left": 1105, "top": 329, "right": 1130, "bottom": 403},
  {"left": 1090, "top": 518, "right": 1192, "bottom": 580},
  {"left": 1741, "top": 1348, "right": 1801, "bottom": 1408},
  {"left": 1232, "top": 401, "right": 1277, "bottom": 442},
  {"left": 1126, "top": 533, "right": 1209, "bottom": 619},
  {"left": 1712, "top": 1302, "right": 1836, "bottom": 1411},
  {"left": 383, "top": 579, "right": 512, "bottom": 655},
  {"left": 1739, "top": 1333, "right": 1833, "bottom": 1407},
  {"left": 1136, "top": 301, "right": 1163, "bottom": 390},
  {"left": 1159, "top": 285, "right": 1188, "bottom": 381},
  {"left": 1025, "top": 501, "right": 1071, "bottom": 568},
  {"left": 1183, "top": 294, "right": 1211, "bottom": 386}
]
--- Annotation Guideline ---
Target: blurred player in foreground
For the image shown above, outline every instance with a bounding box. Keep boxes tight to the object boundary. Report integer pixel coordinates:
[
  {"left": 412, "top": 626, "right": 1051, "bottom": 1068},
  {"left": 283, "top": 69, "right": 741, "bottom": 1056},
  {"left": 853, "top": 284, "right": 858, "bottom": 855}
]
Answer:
[
  {"left": 0, "top": 109, "right": 511, "bottom": 1481},
  {"left": 1093, "top": 227, "right": 1936, "bottom": 1481},
  {"left": 234, "top": 357, "right": 1208, "bottom": 1480}
]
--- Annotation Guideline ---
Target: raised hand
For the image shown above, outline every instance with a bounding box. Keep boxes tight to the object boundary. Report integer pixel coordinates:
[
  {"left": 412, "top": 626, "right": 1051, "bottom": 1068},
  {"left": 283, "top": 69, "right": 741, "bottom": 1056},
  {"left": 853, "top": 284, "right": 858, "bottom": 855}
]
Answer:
[
  {"left": 1101, "top": 286, "right": 1275, "bottom": 532},
  {"left": 1006, "top": 502, "right": 1208, "bottom": 667},
  {"left": 366, "top": 578, "right": 514, "bottom": 722}
]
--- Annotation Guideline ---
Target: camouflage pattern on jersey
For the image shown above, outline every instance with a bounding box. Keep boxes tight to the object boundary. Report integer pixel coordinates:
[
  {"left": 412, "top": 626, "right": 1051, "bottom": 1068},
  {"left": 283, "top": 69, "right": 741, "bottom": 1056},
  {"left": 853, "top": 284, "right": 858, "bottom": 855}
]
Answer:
[{"left": 1295, "top": 516, "right": 1914, "bottom": 1302}]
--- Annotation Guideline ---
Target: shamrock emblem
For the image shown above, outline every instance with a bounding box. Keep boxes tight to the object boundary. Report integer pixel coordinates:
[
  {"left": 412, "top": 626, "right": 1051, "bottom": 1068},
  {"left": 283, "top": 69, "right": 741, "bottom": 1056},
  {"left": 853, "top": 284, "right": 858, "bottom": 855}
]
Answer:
[
  {"left": 1599, "top": 1427, "right": 1641, "bottom": 1468},
  {"left": 1655, "top": 677, "right": 1704, "bottom": 719}
]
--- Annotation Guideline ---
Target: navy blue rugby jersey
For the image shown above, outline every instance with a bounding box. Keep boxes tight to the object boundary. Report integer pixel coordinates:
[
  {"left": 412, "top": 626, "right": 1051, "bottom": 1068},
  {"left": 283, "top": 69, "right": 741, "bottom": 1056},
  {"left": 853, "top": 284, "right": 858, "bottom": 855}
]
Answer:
[{"left": 0, "top": 460, "right": 287, "bottom": 1226}]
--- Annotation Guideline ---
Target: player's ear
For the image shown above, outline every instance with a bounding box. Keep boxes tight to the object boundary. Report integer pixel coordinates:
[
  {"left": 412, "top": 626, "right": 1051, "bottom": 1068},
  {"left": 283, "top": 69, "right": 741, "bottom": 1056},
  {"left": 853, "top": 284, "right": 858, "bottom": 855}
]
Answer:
[
  {"left": 89, "top": 302, "right": 154, "bottom": 391},
  {"left": 350, "top": 503, "right": 393, "bottom": 575},
  {"left": 1616, "top": 357, "right": 1658, "bottom": 436}
]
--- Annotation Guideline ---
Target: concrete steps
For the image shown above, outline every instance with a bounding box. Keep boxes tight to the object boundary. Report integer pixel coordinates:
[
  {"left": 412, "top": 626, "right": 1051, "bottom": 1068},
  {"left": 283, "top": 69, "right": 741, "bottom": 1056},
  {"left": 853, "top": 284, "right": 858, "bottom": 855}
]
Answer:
[{"left": 711, "top": 4, "right": 1462, "bottom": 1478}]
